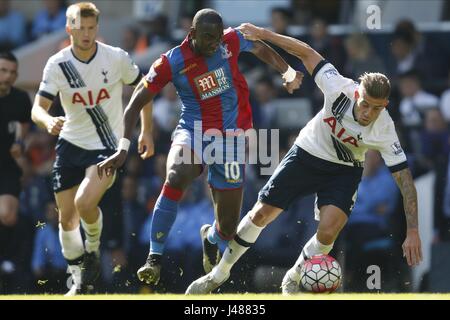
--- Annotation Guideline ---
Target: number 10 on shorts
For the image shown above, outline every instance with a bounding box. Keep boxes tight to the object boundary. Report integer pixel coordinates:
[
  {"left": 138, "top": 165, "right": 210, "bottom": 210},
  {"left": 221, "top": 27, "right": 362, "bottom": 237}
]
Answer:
[{"left": 224, "top": 161, "right": 240, "bottom": 180}]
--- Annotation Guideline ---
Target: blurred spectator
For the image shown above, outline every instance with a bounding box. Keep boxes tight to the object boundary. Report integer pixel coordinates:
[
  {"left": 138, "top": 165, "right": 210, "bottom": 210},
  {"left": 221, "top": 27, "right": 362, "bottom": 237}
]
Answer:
[
  {"left": 153, "top": 83, "right": 181, "bottom": 134},
  {"left": 398, "top": 70, "right": 439, "bottom": 154},
  {"left": 122, "top": 175, "right": 148, "bottom": 275},
  {"left": 441, "top": 161, "right": 450, "bottom": 241},
  {"left": 31, "top": 0, "right": 67, "bottom": 40},
  {"left": 307, "top": 18, "right": 346, "bottom": 108},
  {"left": 394, "top": 20, "right": 424, "bottom": 55},
  {"left": 139, "top": 13, "right": 173, "bottom": 49},
  {"left": 439, "top": 69, "right": 450, "bottom": 122},
  {"left": 291, "top": 0, "right": 313, "bottom": 25},
  {"left": 98, "top": 173, "right": 127, "bottom": 293},
  {"left": 344, "top": 150, "right": 400, "bottom": 292},
  {"left": 399, "top": 71, "right": 439, "bottom": 127},
  {"left": 271, "top": 7, "right": 291, "bottom": 35},
  {"left": 0, "top": 0, "right": 27, "bottom": 50},
  {"left": 420, "top": 108, "right": 449, "bottom": 170},
  {"left": 1, "top": 51, "right": 34, "bottom": 293},
  {"left": 26, "top": 130, "right": 56, "bottom": 175},
  {"left": 308, "top": 18, "right": 346, "bottom": 72},
  {"left": 173, "top": 14, "right": 193, "bottom": 43},
  {"left": 391, "top": 20, "right": 448, "bottom": 85},
  {"left": 31, "top": 201, "right": 67, "bottom": 293},
  {"left": 179, "top": 14, "right": 193, "bottom": 32},
  {"left": 121, "top": 25, "right": 144, "bottom": 58},
  {"left": 389, "top": 22, "right": 429, "bottom": 79},
  {"left": 253, "top": 77, "right": 277, "bottom": 129},
  {"left": 418, "top": 109, "right": 450, "bottom": 243},
  {"left": 344, "top": 33, "right": 386, "bottom": 79}
]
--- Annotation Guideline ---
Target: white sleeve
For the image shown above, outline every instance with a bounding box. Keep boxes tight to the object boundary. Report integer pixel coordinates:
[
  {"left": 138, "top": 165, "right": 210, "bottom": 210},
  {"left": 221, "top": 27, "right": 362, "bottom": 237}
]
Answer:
[
  {"left": 120, "top": 49, "right": 140, "bottom": 85},
  {"left": 313, "top": 60, "right": 354, "bottom": 97},
  {"left": 374, "top": 119, "right": 408, "bottom": 171},
  {"left": 38, "top": 59, "right": 60, "bottom": 100}
]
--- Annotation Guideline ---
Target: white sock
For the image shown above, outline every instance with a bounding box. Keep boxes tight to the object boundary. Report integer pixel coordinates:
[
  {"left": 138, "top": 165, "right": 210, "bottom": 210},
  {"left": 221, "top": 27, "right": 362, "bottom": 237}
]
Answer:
[
  {"left": 59, "top": 223, "right": 84, "bottom": 287},
  {"left": 212, "top": 214, "right": 265, "bottom": 282},
  {"left": 288, "top": 233, "right": 334, "bottom": 281},
  {"left": 59, "top": 223, "right": 85, "bottom": 260},
  {"left": 81, "top": 207, "right": 103, "bottom": 253}
]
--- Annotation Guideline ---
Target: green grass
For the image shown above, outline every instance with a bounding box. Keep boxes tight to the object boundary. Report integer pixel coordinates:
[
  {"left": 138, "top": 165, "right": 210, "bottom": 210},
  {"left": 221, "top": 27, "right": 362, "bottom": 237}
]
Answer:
[{"left": 1, "top": 293, "right": 449, "bottom": 300}]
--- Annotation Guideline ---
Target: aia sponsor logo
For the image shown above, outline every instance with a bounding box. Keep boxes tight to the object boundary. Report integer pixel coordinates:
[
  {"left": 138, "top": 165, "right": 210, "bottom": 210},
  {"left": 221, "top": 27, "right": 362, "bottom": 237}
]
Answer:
[
  {"left": 323, "top": 116, "right": 359, "bottom": 147},
  {"left": 72, "top": 88, "right": 110, "bottom": 106}
]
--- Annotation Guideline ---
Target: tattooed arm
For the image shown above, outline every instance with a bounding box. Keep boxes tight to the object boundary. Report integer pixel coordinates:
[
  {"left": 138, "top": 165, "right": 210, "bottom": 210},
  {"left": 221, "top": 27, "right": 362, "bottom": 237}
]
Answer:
[{"left": 392, "top": 167, "right": 423, "bottom": 266}]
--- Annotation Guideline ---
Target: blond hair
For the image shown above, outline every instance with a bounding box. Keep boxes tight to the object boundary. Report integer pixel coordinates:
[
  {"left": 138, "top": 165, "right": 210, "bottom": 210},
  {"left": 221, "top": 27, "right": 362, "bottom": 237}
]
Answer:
[
  {"left": 66, "top": 2, "right": 100, "bottom": 27},
  {"left": 359, "top": 72, "right": 391, "bottom": 99}
]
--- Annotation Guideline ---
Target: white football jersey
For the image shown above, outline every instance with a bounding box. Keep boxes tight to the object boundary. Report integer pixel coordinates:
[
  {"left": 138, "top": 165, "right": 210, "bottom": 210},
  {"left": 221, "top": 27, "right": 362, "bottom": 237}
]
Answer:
[
  {"left": 295, "top": 61, "right": 407, "bottom": 169},
  {"left": 38, "top": 42, "right": 140, "bottom": 150}
]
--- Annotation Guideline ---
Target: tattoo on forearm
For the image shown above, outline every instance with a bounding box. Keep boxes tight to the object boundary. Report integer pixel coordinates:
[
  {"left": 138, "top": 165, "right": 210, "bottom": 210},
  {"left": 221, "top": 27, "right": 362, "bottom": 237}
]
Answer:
[{"left": 393, "top": 168, "right": 418, "bottom": 229}]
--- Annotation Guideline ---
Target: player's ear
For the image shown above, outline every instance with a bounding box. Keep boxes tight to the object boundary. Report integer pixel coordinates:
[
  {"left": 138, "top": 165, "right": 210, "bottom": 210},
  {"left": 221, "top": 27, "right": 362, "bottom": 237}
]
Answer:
[
  {"left": 384, "top": 100, "right": 389, "bottom": 108},
  {"left": 65, "top": 25, "right": 71, "bottom": 35},
  {"left": 354, "top": 90, "right": 359, "bottom": 100}
]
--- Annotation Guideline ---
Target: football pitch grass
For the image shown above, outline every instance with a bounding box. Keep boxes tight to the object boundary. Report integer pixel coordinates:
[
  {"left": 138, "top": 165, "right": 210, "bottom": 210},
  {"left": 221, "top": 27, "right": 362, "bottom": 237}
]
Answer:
[{"left": 1, "top": 293, "right": 450, "bottom": 300}]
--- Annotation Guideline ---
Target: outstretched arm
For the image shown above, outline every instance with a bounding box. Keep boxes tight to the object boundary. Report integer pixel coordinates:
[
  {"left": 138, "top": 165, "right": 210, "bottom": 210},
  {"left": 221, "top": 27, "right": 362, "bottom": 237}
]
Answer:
[
  {"left": 97, "top": 79, "right": 155, "bottom": 178},
  {"left": 392, "top": 167, "right": 422, "bottom": 266},
  {"left": 250, "top": 40, "right": 303, "bottom": 93},
  {"left": 138, "top": 100, "right": 154, "bottom": 159},
  {"left": 239, "top": 23, "right": 324, "bottom": 76}
]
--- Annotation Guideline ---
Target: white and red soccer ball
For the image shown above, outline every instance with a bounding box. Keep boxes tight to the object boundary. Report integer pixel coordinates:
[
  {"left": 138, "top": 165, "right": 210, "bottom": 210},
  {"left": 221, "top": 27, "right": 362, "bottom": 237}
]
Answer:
[{"left": 300, "top": 254, "right": 342, "bottom": 293}]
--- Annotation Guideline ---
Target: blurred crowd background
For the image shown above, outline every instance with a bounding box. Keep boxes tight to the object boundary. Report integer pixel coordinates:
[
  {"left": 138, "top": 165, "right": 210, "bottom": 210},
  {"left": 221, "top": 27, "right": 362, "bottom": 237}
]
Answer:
[{"left": 1, "top": 0, "right": 450, "bottom": 294}]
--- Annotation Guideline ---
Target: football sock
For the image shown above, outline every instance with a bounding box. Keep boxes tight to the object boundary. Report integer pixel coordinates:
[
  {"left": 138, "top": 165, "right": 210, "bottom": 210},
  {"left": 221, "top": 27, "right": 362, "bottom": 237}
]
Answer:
[
  {"left": 149, "top": 184, "right": 182, "bottom": 255},
  {"left": 206, "top": 221, "right": 233, "bottom": 248},
  {"left": 289, "top": 233, "right": 334, "bottom": 281},
  {"left": 212, "top": 213, "right": 264, "bottom": 282},
  {"left": 59, "top": 224, "right": 85, "bottom": 287},
  {"left": 81, "top": 207, "right": 103, "bottom": 253}
]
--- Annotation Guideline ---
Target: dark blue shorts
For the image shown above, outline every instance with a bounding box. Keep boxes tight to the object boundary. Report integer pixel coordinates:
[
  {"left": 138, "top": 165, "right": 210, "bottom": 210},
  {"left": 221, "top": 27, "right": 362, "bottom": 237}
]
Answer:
[
  {"left": 52, "top": 138, "right": 115, "bottom": 193},
  {"left": 171, "top": 127, "right": 246, "bottom": 190},
  {"left": 258, "top": 145, "right": 363, "bottom": 216}
]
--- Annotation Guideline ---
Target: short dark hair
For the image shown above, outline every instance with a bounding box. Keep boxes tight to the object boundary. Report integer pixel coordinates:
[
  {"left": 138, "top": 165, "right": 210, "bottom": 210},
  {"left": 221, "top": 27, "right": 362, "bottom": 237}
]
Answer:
[
  {"left": 359, "top": 72, "right": 391, "bottom": 99},
  {"left": 0, "top": 51, "right": 18, "bottom": 63},
  {"left": 192, "top": 8, "right": 223, "bottom": 28}
]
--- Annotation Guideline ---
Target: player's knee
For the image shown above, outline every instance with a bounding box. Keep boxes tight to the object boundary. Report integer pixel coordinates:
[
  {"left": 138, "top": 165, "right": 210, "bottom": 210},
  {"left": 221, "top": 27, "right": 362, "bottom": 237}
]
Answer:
[
  {"left": 59, "top": 215, "right": 79, "bottom": 231},
  {"left": 74, "top": 194, "right": 96, "bottom": 215},
  {"left": 250, "top": 205, "right": 279, "bottom": 227},
  {"left": 165, "top": 168, "right": 188, "bottom": 190},
  {"left": 317, "top": 228, "right": 338, "bottom": 245}
]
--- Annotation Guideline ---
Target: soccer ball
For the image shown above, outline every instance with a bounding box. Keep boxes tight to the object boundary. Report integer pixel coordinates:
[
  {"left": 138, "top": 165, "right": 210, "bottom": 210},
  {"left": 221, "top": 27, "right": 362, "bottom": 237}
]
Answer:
[{"left": 300, "top": 254, "right": 342, "bottom": 293}]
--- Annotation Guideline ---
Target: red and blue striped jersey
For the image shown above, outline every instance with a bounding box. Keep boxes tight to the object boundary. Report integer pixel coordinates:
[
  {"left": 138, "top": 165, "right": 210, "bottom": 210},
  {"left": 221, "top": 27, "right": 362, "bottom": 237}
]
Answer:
[{"left": 144, "top": 28, "right": 254, "bottom": 132}]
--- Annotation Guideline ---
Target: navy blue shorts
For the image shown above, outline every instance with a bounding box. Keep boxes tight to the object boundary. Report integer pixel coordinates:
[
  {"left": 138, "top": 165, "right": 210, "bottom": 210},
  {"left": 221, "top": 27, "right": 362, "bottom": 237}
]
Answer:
[
  {"left": 258, "top": 145, "right": 363, "bottom": 216},
  {"left": 52, "top": 138, "right": 115, "bottom": 193}
]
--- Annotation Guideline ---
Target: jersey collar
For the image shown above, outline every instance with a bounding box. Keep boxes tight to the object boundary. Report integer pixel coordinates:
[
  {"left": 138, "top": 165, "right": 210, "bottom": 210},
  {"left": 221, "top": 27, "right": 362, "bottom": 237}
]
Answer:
[
  {"left": 352, "top": 101, "right": 358, "bottom": 122},
  {"left": 71, "top": 42, "right": 98, "bottom": 64}
]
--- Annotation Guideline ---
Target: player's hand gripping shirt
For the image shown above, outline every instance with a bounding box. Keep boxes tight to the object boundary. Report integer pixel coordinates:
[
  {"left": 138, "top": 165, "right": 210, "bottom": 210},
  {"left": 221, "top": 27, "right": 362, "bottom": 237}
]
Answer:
[
  {"left": 144, "top": 28, "right": 254, "bottom": 133},
  {"left": 295, "top": 61, "right": 408, "bottom": 171},
  {"left": 38, "top": 42, "right": 140, "bottom": 150}
]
